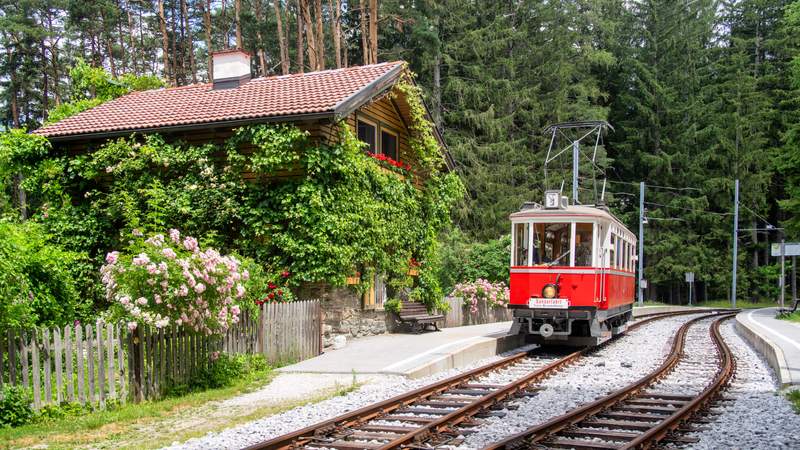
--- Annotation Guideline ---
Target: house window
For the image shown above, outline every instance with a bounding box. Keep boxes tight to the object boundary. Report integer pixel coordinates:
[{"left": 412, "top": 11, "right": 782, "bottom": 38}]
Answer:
[
  {"left": 357, "top": 119, "right": 377, "bottom": 153},
  {"left": 381, "top": 130, "right": 399, "bottom": 161}
]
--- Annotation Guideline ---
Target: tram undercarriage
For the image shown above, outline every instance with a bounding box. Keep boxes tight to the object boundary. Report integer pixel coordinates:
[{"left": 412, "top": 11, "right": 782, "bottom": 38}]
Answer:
[{"left": 510, "top": 304, "right": 632, "bottom": 347}]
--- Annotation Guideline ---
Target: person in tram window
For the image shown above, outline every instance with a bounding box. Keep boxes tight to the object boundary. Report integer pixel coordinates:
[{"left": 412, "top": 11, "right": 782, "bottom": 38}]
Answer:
[{"left": 575, "top": 225, "right": 593, "bottom": 267}]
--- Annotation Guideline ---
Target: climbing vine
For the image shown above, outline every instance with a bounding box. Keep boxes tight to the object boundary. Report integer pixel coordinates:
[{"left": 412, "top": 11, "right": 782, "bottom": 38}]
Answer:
[{"left": 4, "top": 77, "right": 463, "bottom": 313}]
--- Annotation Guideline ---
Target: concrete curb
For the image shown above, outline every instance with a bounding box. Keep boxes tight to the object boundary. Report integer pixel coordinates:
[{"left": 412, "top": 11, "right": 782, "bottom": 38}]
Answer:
[
  {"left": 735, "top": 312, "right": 795, "bottom": 390},
  {"left": 392, "top": 333, "right": 524, "bottom": 379}
]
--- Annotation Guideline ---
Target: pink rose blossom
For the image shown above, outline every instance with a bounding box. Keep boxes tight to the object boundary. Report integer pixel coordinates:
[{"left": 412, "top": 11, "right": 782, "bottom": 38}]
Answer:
[
  {"left": 183, "top": 236, "right": 199, "bottom": 252},
  {"left": 133, "top": 253, "right": 150, "bottom": 266},
  {"left": 161, "top": 247, "right": 177, "bottom": 259},
  {"left": 169, "top": 229, "right": 181, "bottom": 244},
  {"left": 127, "top": 321, "right": 138, "bottom": 331},
  {"left": 105, "top": 251, "right": 119, "bottom": 265},
  {"left": 136, "top": 297, "right": 148, "bottom": 306},
  {"left": 194, "top": 283, "right": 206, "bottom": 294}
]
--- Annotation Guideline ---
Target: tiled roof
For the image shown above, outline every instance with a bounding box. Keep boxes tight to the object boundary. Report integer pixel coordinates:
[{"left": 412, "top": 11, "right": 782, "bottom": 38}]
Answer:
[{"left": 36, "top": 61, "right": 405, "bottom": 139}]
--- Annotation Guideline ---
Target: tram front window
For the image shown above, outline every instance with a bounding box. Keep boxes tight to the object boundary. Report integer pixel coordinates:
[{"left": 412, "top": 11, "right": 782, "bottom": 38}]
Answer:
[
  {"left": 513, "top": 223, "right": 530, "bottom": 266},
  {"left": 575, "top": 223, "right": 594, "bottom": 266},
  {"left": 532, "top": 223, "right": 572, "bottom": 266}
]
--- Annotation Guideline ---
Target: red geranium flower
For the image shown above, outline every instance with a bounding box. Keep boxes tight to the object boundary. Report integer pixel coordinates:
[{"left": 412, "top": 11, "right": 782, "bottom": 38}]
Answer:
[
  {"left": 268, "top": 282, "right": 277, "bottom": 290},
  {"left": 281, "top": 270, "right": 290, "bottom": 278},
  {"left": 268, "top": 292, "right": 275, "bottom": 299}
]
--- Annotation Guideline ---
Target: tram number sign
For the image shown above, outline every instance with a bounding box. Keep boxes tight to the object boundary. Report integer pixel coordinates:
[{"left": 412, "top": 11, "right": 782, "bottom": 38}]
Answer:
[
  {"left": 771, "top": 243, "right": 800, "bottom": 257},
  {"left": 685, "top": 272, "right": 694, "bottom": 283},
  {"left": 529, "top": 298, "right": 569, "bottom": 309}
]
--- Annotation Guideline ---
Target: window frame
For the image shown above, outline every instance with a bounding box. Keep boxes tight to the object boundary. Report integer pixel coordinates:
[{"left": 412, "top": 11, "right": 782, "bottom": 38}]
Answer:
[
  {"left": 381, "top": 128, "right": 400, "bottom": 161},
  {"left": 356, "top": 117, "right": 378, "bottom": 154}
]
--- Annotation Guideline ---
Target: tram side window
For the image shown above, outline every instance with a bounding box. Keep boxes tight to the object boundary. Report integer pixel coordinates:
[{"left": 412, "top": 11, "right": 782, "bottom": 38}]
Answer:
[
  {"left": 575, "top": 223, "right": 593, "bottom": 266},
  {"left": 514, "top": 223, "right": 530, "bottom": 266},
  {"left": 609, "top": 235, "right": 616, "bottom": 268},
  {"left": 616, "top": 236, "right": 622, "bottom": 268}
]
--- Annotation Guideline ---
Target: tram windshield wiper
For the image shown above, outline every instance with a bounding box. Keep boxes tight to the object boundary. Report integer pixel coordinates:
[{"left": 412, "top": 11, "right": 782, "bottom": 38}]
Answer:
[{"left": 547, "top": 251, "right": 570, "bottom": 266}]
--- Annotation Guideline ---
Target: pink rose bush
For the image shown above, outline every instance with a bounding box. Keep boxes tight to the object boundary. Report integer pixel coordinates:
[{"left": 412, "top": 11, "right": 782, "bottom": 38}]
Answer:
[
  {"left": 102, "top": 229, "right": 249, "bottom": 335},
  {"left": 450, "top": 279, "right": 510, "bottom": 314}
]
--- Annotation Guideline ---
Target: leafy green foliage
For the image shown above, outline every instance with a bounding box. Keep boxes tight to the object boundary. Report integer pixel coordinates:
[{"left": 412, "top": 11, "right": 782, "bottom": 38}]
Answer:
[
  {"left": 186, "top": 354, "right": 269, "bottom": 392},
  {"left": 437, "top": 229, "right": 510, "bottom": 293},
  {"left": 0, "top": 221, "right": 92, "bottom": 328},
  {"left": 45, "top": 59, "right": 164, "bottom": 125},
  {"left": 0, "top": 385, "right": 35, "bottom": 428}
]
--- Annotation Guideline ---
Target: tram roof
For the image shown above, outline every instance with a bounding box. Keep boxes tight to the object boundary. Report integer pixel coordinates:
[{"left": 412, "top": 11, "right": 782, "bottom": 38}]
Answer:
[{"left": 510, "top": 204, "right": 636, "bottom": 240}]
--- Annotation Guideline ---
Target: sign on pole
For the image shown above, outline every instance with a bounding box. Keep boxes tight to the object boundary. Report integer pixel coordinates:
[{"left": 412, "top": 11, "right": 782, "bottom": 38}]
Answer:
[
  {"left": 771, "top": 243, "right": 800, "bottom": 257},
  {"left": 685, "top": 272, "right": 695, "bottom": 306}
]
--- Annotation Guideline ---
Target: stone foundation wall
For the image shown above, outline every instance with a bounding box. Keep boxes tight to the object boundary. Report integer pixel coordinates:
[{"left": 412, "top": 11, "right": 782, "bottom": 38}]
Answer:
[{"left": 297, "top": 282, "right": 393, "bottom": 348}]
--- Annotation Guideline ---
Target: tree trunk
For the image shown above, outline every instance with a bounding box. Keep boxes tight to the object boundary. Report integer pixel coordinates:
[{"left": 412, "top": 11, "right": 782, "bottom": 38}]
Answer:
[
  {"left": 127, "top": 8, "right": 138, "bottom": 75},
  {"left": 41, "top": 33, "right": 49, "bottom": 120},
  {"left": 182, "top": 0, "right": 197, "bottom": 83},
  {"left": 432, "top": 51, "right": 441, "bottom": 127},
  {"left": 368, "top": 0, "right": 377, "bottom": 64},
  {"left": 170, "top": 0, "right": 179, "bottom": 84},
  {"left": 300, "top": 0, "right": 317, "bottom": 70},
  {"left": 329, "top": 0, "right": 341, "bottom": 68},
  {"left": 275, "top": 0, "right": 290, "bottom": 75},
  {"left": 202, "top": 0, "right": 214, "bottom": 80},
  {"left": 8, "top": 48, "right": 20, "bottom": 127},
  {"left": 221, "top": 0, "right": 228, "bottom": 48},
  {"left": 158, "top": 0, "right": 171, "bottom": 84},
  {"left": 235, "top": 0, "right": 243, "bottom": 48},
  {"left": 360, "top": 0, "right": 368, "bottom": 64},
  {"left": 254, "top": 0, "right": 267, "bottom": 75},
  {"left": 116, "top": 0, "right": 127, "bottom": 73},
  {"left": 295, "top": 0, "right": 304, "bottom": 72},
  {"left": 313, "top": 0, "right": 324, "bottom": 70}
]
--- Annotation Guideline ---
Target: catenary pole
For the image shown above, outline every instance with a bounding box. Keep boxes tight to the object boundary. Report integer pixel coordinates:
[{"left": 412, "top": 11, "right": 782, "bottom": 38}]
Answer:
[
  {"left": 732, "top": 179, "right": 739, "bottom": 308},
  {"left": 638, "top": 181, "right": 645, "bottom": 306},
  {"left": 781, "top": 233, "right": 786, "bottom": 310},
  {"left": 572, "top": 141, "right": 579, "bottom": 204}
]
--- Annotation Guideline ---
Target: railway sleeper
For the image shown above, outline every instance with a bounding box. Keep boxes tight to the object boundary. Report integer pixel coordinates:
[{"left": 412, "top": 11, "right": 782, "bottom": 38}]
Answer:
[
  {"left": 561, "top": 427, "right": 639, "bottom": 441},
  {"left": 546, "top": 437, "right": 621, "bottom": 449},
  {"left": 582, "top": 418, "right": 655, "bottom": 431}
]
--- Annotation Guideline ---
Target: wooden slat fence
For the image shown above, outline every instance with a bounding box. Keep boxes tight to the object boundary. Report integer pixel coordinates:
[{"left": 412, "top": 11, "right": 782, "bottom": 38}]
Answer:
[
  {"left": 441, "top": 297, "right": 513, "bottom": 328},
  {"left": 0, "top": 300, "right": 321, "bottom": 409}
]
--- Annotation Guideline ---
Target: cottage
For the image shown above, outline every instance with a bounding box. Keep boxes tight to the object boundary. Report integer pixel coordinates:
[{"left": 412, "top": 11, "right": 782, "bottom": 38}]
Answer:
[{"left": 35, "top": 50, "right": 454, "bottom": 341}]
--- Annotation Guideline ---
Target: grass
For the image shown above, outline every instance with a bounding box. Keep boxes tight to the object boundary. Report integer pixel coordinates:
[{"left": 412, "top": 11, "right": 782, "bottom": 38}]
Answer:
[
  {"left": 787, "top": 390, "right": 800, "bottom": 414},
  {"left": 778, "top": 310, "right": 800, "bottom": 323},
  {"left": 0, "top": 367, "right": 278, "bottom": 450},
  {"left": 696, "top": 299, "right": 777, "bottom": 309},
  {"left": 1, "top": 366, "right": 365, "bottom": 450}
]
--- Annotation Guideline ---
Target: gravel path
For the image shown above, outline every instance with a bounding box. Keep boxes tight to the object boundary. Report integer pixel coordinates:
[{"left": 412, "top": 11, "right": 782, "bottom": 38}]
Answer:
[{"left": 688, "top": 321, "right": 800, "bottom": 450}]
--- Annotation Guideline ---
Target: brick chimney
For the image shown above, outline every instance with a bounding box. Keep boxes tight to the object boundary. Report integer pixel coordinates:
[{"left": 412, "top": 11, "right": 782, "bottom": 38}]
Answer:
[{"left": 211, "top": 49, "right": 252, "bottom": 89}]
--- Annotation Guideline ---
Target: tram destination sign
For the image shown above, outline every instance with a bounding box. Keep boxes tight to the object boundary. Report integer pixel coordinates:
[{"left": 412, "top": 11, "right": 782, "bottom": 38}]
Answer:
[{"left": 771, "top": 242, "right": 800, "bottom": 257}]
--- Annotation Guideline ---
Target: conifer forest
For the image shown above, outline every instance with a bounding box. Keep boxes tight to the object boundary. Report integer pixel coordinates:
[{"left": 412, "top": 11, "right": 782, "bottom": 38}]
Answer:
[{"left": 2, "top": 0, "right": 800, "bottom": 304}]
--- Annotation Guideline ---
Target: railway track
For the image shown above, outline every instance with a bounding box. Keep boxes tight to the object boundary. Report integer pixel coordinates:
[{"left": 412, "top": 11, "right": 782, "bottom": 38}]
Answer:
[
  {"left": 481, "top": 311, "right": 737, "bottom": 450},
  {"left": 243, "top": 310, "right": 714, "bottom": 450}
]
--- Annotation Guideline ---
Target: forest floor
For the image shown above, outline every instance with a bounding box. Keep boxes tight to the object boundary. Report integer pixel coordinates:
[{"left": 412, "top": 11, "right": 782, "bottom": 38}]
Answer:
[{"left": 0, "top": 371, "right": 365, "bottom": 449}]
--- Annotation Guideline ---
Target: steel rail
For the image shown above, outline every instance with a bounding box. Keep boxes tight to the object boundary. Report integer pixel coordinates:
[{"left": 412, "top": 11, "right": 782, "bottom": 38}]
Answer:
[
  {"left": 244, "top": 309, "right": 703, "bottom": 450},
  {"left": 620, "top": 314, "right": 736, "bottom": 449},
  {"left": 480, "top": 311, "right": 737, "bottom": 450}
]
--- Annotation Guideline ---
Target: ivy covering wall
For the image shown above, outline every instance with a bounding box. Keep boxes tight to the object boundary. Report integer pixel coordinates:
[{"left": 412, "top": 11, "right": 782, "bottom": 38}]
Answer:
[{"left": 2, "top": 80, "right": 463, "bottom": 319}]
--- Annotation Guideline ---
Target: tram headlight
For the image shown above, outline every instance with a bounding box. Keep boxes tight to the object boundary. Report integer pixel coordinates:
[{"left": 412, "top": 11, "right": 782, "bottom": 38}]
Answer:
[{"left": 542, "top": 284, "right": 557, "bottom": 299}]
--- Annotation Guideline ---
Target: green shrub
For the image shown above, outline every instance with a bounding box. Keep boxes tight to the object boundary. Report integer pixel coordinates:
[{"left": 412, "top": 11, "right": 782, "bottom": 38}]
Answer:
[
  {"left": 384, "top": 298, "right": 402, "bottom": 313},
  {"left": 189, "top": 353, "right": 269, "bottom": 391},
  {"left": 0, "top": 221, "right": 93, "bottom": 328},
  {"left": 0, "top": 385, "right": 35, "bottom": 428},
  {"left": 437, "top": 229, "right": 510, "bottom": 293}
]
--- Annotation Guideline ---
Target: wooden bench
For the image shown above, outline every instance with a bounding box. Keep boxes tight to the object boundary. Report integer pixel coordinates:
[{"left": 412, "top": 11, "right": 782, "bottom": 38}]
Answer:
[{"left": 395, "top": 300, "right": 445, "bottom": 333}]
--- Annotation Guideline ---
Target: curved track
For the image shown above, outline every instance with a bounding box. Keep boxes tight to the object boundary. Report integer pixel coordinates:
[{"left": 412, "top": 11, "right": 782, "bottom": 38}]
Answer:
[
  {"left": 481, "top": 311, "right": 737, "bottom": 450},
  {"left": 243, "top": 310, "right": 713, "bottom": 450}
]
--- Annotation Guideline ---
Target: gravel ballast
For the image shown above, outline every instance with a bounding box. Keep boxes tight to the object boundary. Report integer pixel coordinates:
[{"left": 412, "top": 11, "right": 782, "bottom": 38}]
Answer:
[
  {"left": 689, "top": 321, "right": 800, "bottom": 450},
  {"left": 161, "top": 312, "right": 800, "bottom": 450}
]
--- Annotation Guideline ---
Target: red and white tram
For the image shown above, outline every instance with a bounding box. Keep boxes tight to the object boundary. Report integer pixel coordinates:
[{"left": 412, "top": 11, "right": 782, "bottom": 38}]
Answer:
[{"left": 509, "top": 191, "right": 637, "bottom": 346}]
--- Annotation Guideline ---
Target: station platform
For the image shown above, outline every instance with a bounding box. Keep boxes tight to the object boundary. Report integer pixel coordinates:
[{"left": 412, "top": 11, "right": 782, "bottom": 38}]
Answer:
[
  {"left": 736, "top": 308, "right": 800, "bottom": 389},
  {"left": 278, "top": 321, "right": 520, "bottom": 378}
]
